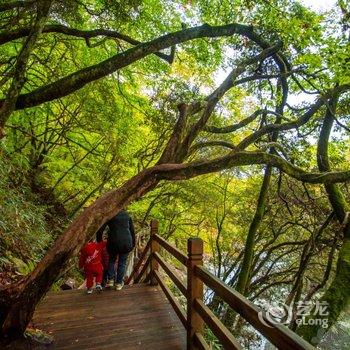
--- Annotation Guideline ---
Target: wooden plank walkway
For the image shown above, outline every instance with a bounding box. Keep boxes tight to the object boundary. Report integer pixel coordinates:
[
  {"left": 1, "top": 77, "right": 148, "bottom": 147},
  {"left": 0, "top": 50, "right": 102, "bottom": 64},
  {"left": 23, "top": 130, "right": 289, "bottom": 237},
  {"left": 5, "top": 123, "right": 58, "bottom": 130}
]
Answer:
[{"left": 32, "top": 284, "right": 186, "bottom": 349}]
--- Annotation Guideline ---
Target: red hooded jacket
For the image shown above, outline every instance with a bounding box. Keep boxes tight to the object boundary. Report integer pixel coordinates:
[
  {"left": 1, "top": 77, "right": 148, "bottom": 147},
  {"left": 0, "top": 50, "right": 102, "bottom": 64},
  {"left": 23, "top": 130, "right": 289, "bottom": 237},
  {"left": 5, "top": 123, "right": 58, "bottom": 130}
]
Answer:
[{"left": 79, "top": 241, "right": 106, "bottom": 270}]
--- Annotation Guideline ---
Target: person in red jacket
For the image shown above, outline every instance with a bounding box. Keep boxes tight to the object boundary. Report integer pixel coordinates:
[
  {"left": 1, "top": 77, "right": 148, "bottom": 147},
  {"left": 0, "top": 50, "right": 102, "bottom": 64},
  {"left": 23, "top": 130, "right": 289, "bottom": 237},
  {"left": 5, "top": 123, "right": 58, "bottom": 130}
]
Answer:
[{"left": 79, "top": 240, "right": 106, "bottom": 294}]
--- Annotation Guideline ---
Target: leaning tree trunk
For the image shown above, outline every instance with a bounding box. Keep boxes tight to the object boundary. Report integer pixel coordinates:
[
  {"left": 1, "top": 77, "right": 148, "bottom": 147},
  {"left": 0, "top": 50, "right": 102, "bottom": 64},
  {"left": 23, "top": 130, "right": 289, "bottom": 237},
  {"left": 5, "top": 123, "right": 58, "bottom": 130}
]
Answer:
[
  {"left": 0, "top": 46, "right": 267, "bottom": 341},
  {"left": 235, "top": 80, "right": 286, "bottom": 296},
  {"left": 0, "top": 143, "right": 245, "bottom": 340},
  {"left": 297, "top": 96, "right": 350, "bottom": 344},
  {"left": 236, "top": 165, "right": 272, "bottom": 295},
  {"left": 0, "top": 167, "right": 160, "bottom": 340}
]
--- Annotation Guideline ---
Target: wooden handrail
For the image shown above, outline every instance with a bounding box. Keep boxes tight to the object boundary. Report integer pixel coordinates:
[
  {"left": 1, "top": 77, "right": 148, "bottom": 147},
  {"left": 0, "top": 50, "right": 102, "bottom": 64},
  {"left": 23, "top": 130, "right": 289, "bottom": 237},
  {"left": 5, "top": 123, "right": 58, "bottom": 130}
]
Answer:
[
  {"left": 134, "top": 253, "right": 151, "bottom": 284},
  {"left": 194, "top": 265, "right": 315, "bottom": 350},
  {"left": 153, "top": 234, "right": 188, "bottom": 265},
  {"left": 193, "top": 332, "right": 209, "bottom": 350},
  {"left": 154, "top": 270, "right": 187, "bottom": 327},
  {"left": 194, "top": 298, "right": 242, "bottom": 350},
  {"left": 130, "top": 220, "right": 316, "bottom": 350},
  {"left": 187, "top": 237, "right": 204, "bottom": 350},
  {"left": 125, "top": 240, "right": 151, "bottom": 285},
  {"left": 150, "top": 220, "right": 159, "bottom": 286},
  {"left": 153, "top": 252, "right": 187, "bottom": 295}
]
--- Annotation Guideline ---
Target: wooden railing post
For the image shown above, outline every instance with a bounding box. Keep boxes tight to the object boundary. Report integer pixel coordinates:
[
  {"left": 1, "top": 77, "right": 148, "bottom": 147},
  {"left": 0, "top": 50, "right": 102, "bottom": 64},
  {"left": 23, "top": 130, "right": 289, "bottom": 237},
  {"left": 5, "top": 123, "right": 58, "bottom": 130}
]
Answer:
[
  {"left": 150, "top": 219, "right": 159, "bottom": 286},
  {"left": 187, "top": 238, "right": 204, "bottom": 350}
]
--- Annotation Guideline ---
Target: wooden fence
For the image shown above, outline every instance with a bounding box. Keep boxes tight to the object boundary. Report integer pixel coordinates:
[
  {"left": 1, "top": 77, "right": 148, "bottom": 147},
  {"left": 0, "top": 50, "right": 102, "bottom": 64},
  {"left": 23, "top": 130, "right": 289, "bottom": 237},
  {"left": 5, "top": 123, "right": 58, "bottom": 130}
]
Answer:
[{"left": 127, "top": 220, "right": 315, "bottom": 350}]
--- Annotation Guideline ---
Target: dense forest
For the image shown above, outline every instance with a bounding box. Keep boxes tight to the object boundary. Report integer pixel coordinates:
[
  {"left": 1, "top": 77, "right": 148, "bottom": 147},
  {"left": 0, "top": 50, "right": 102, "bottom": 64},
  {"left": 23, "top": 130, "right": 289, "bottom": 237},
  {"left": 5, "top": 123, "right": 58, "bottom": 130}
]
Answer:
[{"left": 0, "top": 0, "right": 350, "bottom": 349}]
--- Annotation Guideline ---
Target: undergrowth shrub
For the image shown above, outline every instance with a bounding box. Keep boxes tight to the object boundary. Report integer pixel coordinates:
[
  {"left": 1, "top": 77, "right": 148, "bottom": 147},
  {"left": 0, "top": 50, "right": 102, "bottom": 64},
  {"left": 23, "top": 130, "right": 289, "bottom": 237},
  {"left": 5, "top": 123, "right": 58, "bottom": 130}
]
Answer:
[{"left": 0, "top": 156, "right": 52, "bottom": 277}]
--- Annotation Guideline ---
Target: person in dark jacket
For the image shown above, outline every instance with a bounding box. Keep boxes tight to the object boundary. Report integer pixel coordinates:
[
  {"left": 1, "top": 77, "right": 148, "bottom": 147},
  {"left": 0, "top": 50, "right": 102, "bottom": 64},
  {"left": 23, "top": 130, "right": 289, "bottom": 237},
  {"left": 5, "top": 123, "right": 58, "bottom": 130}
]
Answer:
[{"left": 96, "top": 209, "right": 135, "bottom": 290}]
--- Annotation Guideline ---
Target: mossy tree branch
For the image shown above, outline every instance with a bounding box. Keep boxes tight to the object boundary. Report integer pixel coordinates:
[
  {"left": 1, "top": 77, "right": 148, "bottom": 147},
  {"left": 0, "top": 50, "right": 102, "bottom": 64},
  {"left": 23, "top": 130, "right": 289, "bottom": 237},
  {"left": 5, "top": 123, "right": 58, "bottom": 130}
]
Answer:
[
  {"left": 0, "top": 24, "right": 176, "bottom": 63},
  {"left": 297, "top": 95, "right": 350, "bottom": 344},
  {"left": 0, "top": 22, "right": 289, "bottom": 111}
]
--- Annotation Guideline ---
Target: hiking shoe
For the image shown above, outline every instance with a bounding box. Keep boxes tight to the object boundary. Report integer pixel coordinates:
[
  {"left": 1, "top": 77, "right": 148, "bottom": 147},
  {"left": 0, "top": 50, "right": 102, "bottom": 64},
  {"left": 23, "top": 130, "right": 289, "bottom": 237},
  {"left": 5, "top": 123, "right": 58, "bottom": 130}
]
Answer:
[
  {"left": 86, "top": 288, "right": 93, "bottom": 294},
  {"left": 95, "top": 284, "right": 102, "bottom": 292},
  {"left": 115, "top": 282, "right": 124, "bottom": 291},
  {"left": 107, "top": 280, "right": 114, "bottom": 288}
]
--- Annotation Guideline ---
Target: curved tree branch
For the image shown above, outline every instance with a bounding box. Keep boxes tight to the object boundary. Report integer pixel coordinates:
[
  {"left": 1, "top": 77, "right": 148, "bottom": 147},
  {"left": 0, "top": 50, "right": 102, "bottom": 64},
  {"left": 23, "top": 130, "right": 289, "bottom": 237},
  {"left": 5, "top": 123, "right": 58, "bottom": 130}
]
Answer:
[
  {"left": 0, "top": 24, "right": 176, "bottom": 63},
  {"left": 0, "top": 0, "right": 35, "bottom": 12},
  {"left": 152, "top": 151, "right": 350, "bottom": 184},
  {"left": 235, "top": 84, "right": 350, "bottom": 151},
  {"left": 2, "top": 146, "right": 350, "bottom": 336},
  {"left": 296, "top": 94, "right": 350, "bottom": 343},
  {"left": 204, "top": 109, "right": 281, "bottom": 134},
  {"left": 190, "top": 140, "right": 237, "bottom": 152},
  {"left": 0, "top": 22, "right": 290, "bottom": 111},
  {"left": 176, "top": 41, "right": 283, "bottom": 161}
]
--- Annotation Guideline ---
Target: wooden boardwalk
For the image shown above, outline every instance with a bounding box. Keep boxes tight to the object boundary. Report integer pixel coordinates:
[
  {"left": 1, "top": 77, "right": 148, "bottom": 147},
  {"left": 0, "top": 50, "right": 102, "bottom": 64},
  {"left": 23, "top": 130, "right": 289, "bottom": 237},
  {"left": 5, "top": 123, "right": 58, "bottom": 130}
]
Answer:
[{"left": 33, "top": 284, "right": 186, "bottom": 349}]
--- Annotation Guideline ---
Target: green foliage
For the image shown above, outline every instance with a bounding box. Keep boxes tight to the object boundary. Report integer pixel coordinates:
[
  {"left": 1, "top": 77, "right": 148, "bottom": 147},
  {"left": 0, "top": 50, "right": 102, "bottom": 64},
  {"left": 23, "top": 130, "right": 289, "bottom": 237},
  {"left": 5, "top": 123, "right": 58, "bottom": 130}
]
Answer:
[
  {"left": 1, "top": 0, "right": 350, "bottom": 346},
  {"left": 0, "top": 155, "right": 52, "bottom": 275}
]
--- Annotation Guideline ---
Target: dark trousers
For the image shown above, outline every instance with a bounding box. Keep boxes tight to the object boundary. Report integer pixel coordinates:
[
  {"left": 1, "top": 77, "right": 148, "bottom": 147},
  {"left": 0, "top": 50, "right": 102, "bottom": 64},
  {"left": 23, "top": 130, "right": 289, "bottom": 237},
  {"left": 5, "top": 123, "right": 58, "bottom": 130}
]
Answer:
[
  {"left": 108, "top": 253, "right": 129, "bottom": 284},
  {"left": 102, "top": 270, "right": 108, "bottom": 287}
]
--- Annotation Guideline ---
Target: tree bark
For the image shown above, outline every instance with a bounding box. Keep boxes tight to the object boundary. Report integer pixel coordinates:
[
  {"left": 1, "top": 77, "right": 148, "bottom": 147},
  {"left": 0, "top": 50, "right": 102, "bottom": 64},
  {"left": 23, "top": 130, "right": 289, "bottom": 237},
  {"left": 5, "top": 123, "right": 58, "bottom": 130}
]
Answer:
[
  {"left": 236, "top": 165, "right": 272, "bottom": 295},
  {"left": 235, "top": 78, "right": 287, "bottom": 296},
  {"left": 0, "top": 24, "right": 175, "bottom": 63},
  {"left": 0, "top": 0, "right": 52, "bottom": 137},
  {"left": 0, "top": 22, "right": 288, "bottom": 111},
  {"left": 0, "top": 166, "right": 160, "bottom": 340},
  {"left": 297, "top": 95, "right": 350, "bottom": 344},
  {"left": 0, "top": 41, "right": 350, "bottom": 342},
  {"left": 2, "top": 142, "right": 350, "bottom": 341},
  {"left": 0, "top": 0, "right": 35, "bottom": 12}
]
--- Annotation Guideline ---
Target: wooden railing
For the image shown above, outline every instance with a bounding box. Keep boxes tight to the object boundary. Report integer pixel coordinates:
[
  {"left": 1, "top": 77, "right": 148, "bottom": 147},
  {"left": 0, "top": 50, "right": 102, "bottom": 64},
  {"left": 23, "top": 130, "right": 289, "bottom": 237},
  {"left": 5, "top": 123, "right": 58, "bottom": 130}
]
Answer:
[{"left": 127, "top": 220, "right": 315, "bottom": 350}]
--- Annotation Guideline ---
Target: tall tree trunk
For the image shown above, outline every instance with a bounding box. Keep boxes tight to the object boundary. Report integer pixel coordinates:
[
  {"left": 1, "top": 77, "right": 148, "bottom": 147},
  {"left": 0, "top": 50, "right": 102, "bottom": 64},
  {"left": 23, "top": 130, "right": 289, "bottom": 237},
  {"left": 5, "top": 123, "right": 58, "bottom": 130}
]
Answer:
[
  {"left": 235, "top": 79, "right": 286, "bottom": 295},
  {"left": 297, "top": 96, "right": 350, "bottom": 344},
  {"left": 236, "top": 165, "right": 272, "bottom": 295},
  {"left": 0, "top": 0, "right": 51, "bottom": 137}
]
